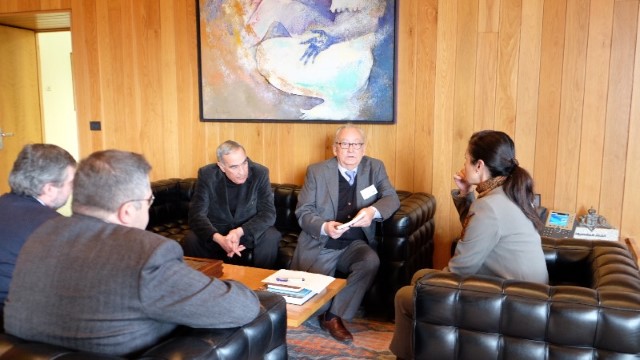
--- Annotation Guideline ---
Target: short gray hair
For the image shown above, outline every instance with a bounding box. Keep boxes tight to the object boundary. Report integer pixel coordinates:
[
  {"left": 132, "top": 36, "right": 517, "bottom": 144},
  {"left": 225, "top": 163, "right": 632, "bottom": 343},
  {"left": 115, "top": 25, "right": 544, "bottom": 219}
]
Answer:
[
  {"left": 216, "top": 140, "right": 245, "bottom": 163},
  {"left": 334, "top": 124, "right": 367, "bottom": 143},
  {"left": 9, "top": 144, "right": 76, "bottom": 197},
  {"left": 72, "top": 150, "right": 151, "bottom": 213}
]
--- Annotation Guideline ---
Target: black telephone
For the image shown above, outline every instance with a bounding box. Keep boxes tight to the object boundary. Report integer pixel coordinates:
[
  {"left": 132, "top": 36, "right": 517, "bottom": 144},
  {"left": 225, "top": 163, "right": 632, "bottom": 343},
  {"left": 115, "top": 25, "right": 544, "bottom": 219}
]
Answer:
[{"left": 540, "top": 210, "right": 577, "bottom": 239}]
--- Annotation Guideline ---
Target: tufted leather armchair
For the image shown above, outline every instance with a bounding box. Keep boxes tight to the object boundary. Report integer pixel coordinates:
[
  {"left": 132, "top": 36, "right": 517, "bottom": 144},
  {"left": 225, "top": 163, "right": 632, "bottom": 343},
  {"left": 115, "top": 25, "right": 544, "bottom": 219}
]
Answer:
[
  {"left": 412, "top": 237, "right": 640, "bottom": 360},
  {"left": 147, "top": 178, "right": 437, "bottom": 318},
  {"left": 0, "top": 291, "right": 287, "bottom": 359}
]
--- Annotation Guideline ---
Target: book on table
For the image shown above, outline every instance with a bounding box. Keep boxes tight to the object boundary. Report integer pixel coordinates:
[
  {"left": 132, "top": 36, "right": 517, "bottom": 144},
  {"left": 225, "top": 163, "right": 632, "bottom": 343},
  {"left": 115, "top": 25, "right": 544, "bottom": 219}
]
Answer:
[{"left": 262, "top": 269, "right": 335, "bottom": 305}]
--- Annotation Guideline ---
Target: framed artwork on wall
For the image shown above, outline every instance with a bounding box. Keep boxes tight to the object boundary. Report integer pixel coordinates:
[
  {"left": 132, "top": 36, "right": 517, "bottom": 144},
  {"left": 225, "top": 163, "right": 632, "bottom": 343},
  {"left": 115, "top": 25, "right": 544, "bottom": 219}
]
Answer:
[{"left": 196, "top": 0, "right": 397, "bottom": 123}]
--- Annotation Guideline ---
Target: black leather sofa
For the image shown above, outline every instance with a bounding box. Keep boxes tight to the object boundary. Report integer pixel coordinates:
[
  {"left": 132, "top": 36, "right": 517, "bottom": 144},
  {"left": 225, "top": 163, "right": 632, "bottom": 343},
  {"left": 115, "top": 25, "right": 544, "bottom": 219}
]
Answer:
[
  {"left": 412, "top": 237, "right": 640, "bottom": 359},
  {"left": 147, "top": 178, "right": 437, "bottom": 317},
  {"left": 0, "top": 291, "right": 287, "bottom": 359}
]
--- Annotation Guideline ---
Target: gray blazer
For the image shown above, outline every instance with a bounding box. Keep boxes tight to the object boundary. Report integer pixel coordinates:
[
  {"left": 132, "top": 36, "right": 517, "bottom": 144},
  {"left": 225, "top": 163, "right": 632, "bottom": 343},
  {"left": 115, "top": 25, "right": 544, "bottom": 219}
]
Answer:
[
  {"left": 291, "top": 156, "right": 400, "bottom": 271},
  {"left": 449, "top": 187, "right": 549, "bottom": 284},
  {"left": 4, "top": 214, "right": 260, "bottom": 356}
]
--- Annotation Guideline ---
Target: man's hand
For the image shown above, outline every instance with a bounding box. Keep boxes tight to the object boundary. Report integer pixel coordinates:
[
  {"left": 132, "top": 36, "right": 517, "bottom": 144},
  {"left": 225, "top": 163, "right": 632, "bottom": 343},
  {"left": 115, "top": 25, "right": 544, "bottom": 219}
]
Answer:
[
  {"left": 325, "top": 221, "right": 349, "bottom": 239},
  {"left": 350, "top": 207, "right": 376, "bottom": 228},
  {"left": 213, "top": 229, "right": 245, "bottom": 258}
]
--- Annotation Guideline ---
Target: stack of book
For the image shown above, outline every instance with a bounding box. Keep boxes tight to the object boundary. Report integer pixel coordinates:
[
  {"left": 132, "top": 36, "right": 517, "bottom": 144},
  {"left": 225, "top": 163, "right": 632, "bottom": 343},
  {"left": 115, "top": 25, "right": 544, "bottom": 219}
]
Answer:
[
  {"left": 264, "top": 282, "right": 315, "bottom": 305},
  {"left": 262, "top": 269, "right": 334, "bottom": 305}
]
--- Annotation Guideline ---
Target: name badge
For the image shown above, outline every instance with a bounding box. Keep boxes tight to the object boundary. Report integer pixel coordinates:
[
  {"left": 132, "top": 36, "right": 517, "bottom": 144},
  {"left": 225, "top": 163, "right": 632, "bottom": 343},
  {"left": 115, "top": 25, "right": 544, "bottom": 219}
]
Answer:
[{"left": 360, "top": 185, "right": 378, "bottom": 200}]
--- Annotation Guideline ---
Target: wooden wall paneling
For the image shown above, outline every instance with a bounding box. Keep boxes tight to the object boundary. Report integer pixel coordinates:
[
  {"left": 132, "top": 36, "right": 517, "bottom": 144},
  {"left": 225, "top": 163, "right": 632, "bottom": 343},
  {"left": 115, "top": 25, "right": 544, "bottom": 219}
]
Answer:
[
  {"left": 600, "top": 0, "right": 638, "bottom": 228},
  {"left": 576, "top": 0, "right": 614, "bottom": 214},
  {"left": 0, "top": 0, "right": 70, "bottom": 13},
  {"left": 432, "top": 0, "right": 458, "bottom": 269},
  {"left": 413, "top": 0, "right": 438, "bottom": 193},
  {"left": 554, "top": 0, "right": 590, "bottom": 211},
  {"left": 158, "top": 1, "right": 180, "bottom": 178},
  {"left": 514, "top": 0, "right": 544, "bottom": 173},
  {"left": 131, "top": 0, "right": 166, "bottom": 174},
  {"left": 449, "top": 0, "right": 478, "bottom": 244},
  {"left": 70, "top": 0, "right": 103, "bottom": 156},
  {"left": 473, "top": 33, "right": 498, "bottom": 131},
  {"left": 533, "top": 0, "right": 567, "bottom": 211},
  {"left": 494, "top": 0, "right": 521, "bottom": 135},
  {"left": 394, "top": 0, "right": 416, "bottom": 192},
  {"left": 479, "top": 0, "right": 501, "bottom": 32},
  {"left": 621, "top": 3, "right": 640, "bottom": 239},
  {"left": 293, "top": 124, "right": 316, "bottom": 185},
  {"left": 175, "top": 0, "right": 202, "bottom": 178}
]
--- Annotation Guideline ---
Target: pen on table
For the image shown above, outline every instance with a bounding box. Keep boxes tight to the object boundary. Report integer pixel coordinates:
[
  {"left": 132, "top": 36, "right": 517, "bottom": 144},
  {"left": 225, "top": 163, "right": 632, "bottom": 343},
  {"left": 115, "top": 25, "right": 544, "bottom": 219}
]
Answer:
[{"left": 276, "top": 277, "right": 305, "bottom": 282}]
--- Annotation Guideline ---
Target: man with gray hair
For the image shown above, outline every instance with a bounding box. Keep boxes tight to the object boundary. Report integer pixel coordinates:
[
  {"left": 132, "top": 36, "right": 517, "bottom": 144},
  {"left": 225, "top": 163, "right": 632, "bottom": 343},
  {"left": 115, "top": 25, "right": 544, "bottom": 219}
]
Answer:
[
  {"left": 4, "top": 150, "right": 260, "bottom": 356},
  {"left": 184, "top": 140, "right": 280, "bottom": 269},
  {"left": 0, "top": 143, "right": 76, "bottom": 315}
]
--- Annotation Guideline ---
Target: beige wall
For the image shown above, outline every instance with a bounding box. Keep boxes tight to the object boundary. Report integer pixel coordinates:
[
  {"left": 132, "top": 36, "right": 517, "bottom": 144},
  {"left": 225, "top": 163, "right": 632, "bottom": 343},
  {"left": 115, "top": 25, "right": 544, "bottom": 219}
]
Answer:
[
  {"left": 38, "top": 30, "right": 77, "bottom": 216},
  {"left": 2, "top": 0, "right": 639, "bottom": 268}
]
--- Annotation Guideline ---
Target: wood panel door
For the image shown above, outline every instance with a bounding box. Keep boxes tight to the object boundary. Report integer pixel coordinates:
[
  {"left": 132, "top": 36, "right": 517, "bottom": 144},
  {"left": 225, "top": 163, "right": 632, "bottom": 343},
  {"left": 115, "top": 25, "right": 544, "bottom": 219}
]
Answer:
[{"left": 0, "top": 25, "right": 43, "bottom": 194}]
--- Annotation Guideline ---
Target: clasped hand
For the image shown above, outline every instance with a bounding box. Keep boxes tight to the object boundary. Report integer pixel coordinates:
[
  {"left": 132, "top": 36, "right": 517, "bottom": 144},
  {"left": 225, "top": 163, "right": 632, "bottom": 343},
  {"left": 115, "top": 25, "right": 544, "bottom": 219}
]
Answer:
[
  {"left": 213, "top": 228, "right": 245, "bottom": 258},
  {"left": 326, "top": 207, "right": 375, "bottom": 239}
]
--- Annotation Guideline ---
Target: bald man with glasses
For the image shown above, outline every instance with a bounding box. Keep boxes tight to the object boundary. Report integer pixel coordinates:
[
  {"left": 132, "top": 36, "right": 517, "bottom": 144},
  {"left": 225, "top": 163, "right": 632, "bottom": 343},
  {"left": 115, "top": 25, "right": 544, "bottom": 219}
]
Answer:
[
  {"left": 291, "top": 124, "right": 400, "bottom": 342},
  {"left": 184, "top": 140, "right": 280, "bottom": 269}
]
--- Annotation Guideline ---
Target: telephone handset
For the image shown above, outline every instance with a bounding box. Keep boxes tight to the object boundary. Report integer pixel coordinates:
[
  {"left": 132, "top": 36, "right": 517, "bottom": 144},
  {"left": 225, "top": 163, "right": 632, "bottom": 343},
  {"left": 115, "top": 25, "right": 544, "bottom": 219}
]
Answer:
[{"left": 540, "top": 210, "right": 577, "bottom": 239}]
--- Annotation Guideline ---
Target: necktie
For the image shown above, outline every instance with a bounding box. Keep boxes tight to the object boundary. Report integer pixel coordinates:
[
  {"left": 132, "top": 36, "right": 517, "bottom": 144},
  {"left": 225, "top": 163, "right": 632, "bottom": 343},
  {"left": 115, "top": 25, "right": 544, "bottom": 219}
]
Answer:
[{"left": 346, "top": 170, "right": 356, "bottom": 185}]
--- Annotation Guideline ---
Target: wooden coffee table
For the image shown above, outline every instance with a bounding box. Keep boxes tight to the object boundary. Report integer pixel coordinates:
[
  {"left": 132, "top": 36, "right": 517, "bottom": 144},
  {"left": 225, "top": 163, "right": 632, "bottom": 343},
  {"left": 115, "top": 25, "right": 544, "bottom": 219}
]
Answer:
[{"left": 218, "top": 264, "right": 346, "bottom": 327}]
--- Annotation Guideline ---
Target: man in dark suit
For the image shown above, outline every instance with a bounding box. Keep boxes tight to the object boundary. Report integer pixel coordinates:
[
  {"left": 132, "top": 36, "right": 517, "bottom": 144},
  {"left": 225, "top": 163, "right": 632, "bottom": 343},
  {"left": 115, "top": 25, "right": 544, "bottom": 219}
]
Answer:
[
  {"left": 0, "top": 144, "right": 76, "bottom": 315},
  {"left": 4, "top": 150, "right": 260, "bottom": 356},
  {"left": 184, "top": 140, "right": 280, "bottom": 269},
  {"left": 292, "top": 124, "right": 400, "bottom": 342}
]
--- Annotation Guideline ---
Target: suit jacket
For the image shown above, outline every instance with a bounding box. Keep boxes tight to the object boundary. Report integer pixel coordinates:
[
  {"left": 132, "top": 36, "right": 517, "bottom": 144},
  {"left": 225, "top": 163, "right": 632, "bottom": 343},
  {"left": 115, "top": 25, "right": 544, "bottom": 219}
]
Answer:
[
  {"left": 450, "top": 187, "right": 549, "bottom": 283},
  {"left": 4, "top": 214, "right": 260, "bottom": 356},
  {"left": 291, "top": 156, "right": 400, "bottom": 271},
  {"left": 188, "top": 159, "right": 276, "bottom": 246},
  {"left": 0, "top": 193, "right": 60, "bottom": 312}
]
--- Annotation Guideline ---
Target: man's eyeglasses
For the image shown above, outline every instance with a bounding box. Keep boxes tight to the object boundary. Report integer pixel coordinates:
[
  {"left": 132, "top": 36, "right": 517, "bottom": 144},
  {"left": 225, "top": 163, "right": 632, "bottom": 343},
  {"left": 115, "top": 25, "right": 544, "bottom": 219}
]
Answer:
[
  {"left": 125, "top": 194, "right": 155, "bottom": 207},
  {"left": 335, "top": 142, "right": 364, "bottom": 150}
]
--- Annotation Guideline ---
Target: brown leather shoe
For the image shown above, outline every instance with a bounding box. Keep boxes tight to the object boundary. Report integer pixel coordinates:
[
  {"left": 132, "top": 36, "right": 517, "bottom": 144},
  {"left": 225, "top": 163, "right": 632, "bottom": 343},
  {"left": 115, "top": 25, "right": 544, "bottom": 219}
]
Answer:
[{"left": 318, "top": 314, "right": 353, "bottom": 342}]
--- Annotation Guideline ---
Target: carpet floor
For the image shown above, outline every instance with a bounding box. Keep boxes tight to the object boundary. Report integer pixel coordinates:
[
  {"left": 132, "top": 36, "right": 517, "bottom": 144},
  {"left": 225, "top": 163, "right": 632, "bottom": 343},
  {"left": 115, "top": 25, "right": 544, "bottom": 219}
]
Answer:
[{"left": 286, "top": 316, "right": 397, "bottom": 359}]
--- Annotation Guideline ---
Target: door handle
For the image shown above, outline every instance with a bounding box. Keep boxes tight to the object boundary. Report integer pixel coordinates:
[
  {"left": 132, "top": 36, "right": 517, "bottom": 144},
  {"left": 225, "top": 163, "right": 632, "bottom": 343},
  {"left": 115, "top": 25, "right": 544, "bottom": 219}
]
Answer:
[{"left": 0, "top": 128, "right": 15, "bottom": 150}]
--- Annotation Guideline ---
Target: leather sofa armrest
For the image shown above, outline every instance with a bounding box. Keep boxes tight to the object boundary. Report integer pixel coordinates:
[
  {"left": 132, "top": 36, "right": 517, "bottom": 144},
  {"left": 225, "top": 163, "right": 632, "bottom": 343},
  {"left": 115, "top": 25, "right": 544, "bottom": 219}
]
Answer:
[{"left": 140, "top": 291, "right": 287, "bottom": 360}]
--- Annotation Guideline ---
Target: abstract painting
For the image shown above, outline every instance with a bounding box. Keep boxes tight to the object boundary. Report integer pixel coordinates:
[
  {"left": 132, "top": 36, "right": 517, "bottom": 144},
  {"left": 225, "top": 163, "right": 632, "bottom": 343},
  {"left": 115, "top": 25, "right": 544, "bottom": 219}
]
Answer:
[{"left": 196, "top": 0, "right": 397, "bottom": 123}]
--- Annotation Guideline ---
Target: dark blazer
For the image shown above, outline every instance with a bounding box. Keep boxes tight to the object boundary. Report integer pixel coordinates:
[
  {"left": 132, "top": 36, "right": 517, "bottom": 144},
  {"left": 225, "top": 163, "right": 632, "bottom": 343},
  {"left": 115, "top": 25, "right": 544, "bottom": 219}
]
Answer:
[
  {"left": 188, "top": 159, "right": 276, "bottom": 245},
  {"left": 0, "top": 193, "right": 59, "bottom": 312},
  {"left": 291, "top": 156, "right": 400, "bottom": 271}
]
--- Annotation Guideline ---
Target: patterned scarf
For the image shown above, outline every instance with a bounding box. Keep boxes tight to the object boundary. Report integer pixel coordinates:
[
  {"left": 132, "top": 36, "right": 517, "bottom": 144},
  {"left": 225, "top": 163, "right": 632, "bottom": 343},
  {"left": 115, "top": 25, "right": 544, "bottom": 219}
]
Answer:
[{"left": 460, "top": 176, "right": 507, "bottom": 239}]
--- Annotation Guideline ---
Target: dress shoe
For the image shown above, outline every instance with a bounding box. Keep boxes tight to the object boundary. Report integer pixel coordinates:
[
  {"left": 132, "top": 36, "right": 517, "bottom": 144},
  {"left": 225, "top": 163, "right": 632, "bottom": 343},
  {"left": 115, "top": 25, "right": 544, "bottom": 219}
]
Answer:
[{"left": 318, "top": 314, "right": 353, "bottom": 342}]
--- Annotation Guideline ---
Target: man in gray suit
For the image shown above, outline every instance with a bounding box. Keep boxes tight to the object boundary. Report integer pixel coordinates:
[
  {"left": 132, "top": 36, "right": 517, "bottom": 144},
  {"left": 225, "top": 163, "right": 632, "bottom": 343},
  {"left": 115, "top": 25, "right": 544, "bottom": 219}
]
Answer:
[
  {"left": 291, "top": 124, "right": 400, "bottom": 342},
  {"left": 184, "top": 140, "right": 280, "bottom": 269},
  {"left": 4, "top": 150, "right": 260, "bottom": 356}
]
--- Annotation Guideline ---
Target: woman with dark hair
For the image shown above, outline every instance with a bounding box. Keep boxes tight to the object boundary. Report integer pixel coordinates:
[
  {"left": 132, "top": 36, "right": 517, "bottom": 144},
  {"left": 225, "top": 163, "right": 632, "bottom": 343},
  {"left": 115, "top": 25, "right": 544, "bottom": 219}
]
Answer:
[
  {"left": 389, "top": 130, "right": 548, "bottom": 360},
  {"left": 446, "top": 130, "right": 548, "bottom": 280}
]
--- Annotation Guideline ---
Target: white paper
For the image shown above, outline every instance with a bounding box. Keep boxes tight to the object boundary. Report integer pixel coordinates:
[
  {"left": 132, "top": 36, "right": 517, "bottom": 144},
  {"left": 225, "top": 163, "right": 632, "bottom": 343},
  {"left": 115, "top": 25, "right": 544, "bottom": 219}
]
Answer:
[
  {"left": 262, "top": 269, "right": 335, "bottom": 293},
  {"left": 336, "top": 212, "right": 365, "bottom": 230}
]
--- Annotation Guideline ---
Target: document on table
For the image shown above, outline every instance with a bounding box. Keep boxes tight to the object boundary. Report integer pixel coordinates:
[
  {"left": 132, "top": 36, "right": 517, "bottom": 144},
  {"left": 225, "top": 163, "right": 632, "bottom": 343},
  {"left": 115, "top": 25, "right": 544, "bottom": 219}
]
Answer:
[{"left": 262, "top": 269, "right": 334, "bottom": 294}]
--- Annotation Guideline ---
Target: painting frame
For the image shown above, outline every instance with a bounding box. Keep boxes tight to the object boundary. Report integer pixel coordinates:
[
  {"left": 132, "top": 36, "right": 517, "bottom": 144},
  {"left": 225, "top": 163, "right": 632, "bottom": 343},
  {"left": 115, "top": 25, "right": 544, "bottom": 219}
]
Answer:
[{"left": 196, "top": 0, "right": 398, "bottom": 124}]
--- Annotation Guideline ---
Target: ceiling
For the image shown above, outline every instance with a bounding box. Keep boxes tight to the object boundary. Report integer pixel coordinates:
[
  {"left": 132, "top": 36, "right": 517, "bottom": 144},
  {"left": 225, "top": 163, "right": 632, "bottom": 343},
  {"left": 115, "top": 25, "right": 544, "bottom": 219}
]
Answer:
[{"left": 0, "top": 11, "right": 70, "bottom": 31}]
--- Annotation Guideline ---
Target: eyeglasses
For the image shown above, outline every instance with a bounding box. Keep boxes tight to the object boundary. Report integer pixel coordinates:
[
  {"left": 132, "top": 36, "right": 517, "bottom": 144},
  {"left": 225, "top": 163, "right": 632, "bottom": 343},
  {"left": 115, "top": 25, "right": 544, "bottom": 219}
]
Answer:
[
  {"left": 335, "top": 142, "right": 364, "bottom": 150},
  {"left": 125, "top": 194, "right": 155, "bottom": 207}
]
